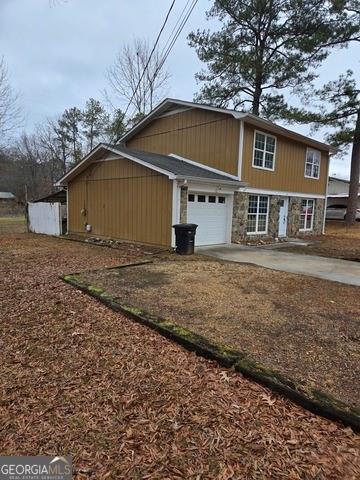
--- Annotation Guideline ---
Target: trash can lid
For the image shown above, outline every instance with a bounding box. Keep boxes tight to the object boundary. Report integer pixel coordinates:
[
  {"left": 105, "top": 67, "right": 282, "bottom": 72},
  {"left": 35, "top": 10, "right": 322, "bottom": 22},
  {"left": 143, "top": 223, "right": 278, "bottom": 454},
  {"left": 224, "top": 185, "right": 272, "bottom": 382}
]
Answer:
[{"left": 172, "top": 223, "right": 198, "bottom": 229}]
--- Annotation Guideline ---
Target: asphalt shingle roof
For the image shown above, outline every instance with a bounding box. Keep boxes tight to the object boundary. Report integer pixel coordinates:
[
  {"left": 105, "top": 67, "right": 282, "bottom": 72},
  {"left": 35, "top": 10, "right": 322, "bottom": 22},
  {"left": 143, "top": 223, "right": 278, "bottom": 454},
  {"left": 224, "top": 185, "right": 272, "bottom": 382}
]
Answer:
[{"left": 109, "top": 145, "right": 239, "bottom": 182}]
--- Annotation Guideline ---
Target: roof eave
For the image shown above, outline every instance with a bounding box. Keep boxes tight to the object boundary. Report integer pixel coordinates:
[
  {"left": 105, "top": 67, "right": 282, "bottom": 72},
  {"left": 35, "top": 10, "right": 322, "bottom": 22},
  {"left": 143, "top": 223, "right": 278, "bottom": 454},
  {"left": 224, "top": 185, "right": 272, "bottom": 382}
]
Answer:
[
  {"left": 54, "top": 144, "right": 111, "bottom": 186},
  {"left": 176, "top": 175, "right": 245, "bottom": 187},
  {"left": 120, "top": 98, "right": 245, "bottom": 143},
  {"left": 243, "top": 114, "right": 335, "bottom": 153}
]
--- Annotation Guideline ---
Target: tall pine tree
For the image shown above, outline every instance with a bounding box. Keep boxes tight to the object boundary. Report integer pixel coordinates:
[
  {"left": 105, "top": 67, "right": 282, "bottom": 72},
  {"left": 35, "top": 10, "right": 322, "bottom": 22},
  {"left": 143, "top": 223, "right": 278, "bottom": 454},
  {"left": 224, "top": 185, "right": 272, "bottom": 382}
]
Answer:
[
  {"left": 189, "top": 0, "right": 360, "bottom": 116},
  {"left": 282, "top": 71, "right": 360, "bottom": 226}
]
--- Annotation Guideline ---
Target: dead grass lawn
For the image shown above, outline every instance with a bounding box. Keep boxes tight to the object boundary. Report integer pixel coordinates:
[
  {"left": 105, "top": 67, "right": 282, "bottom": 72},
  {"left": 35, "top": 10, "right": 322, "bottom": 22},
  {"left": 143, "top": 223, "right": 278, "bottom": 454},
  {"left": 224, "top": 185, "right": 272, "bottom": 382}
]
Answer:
[
  {"left": 283, "top": 221, "right": 360, "bottom": 260},
  {"left": 0, "top": 216, "right": 26, "bottom": 234},
  {"left": 82, "top": 258, "right": 360, "bottom": 410},
  {"left": 1, "top": 232, "right": 359, "bottom": 478}
]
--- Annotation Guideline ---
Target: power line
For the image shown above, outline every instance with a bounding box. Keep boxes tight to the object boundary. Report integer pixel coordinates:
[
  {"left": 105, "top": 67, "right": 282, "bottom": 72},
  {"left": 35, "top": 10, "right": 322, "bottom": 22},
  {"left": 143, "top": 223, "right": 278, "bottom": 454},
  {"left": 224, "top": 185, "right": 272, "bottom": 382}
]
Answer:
[
  {"left": 122, "top": 0, "right": 176, "bottom": 120},
  {"left": 159, "top": 0, "right": 193, "bottom": 60},
  {"left": 155, "top": 0, "right": 199, "bottom": 79},
  {"left": 119, "top": 0, "right": 199, "bottom": 141},
  {"left": 136, "top": 0, "right": 198, "bottom": 118}
]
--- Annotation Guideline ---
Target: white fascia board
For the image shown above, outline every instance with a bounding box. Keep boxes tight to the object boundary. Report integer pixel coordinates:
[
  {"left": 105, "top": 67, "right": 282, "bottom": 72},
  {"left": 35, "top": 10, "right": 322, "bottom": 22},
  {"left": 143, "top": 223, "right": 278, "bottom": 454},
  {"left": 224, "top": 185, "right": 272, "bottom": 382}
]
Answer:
[
  {"left": 177, "top": 175, "right": 243, "bottom": 187},
  {"left": 56, "top": 143, "right": 177, "bottom": 185},
  {"left": 120, "top": 99, "right": 173, "bottom": 143},
  {"left": 158, "top": 107, "right": 193, "bottom": 118},
  {"left": 327, "top": 193, "right": 360, "bottom": 198},
  {"left": 243, "top": 114, "right": 334, "bottom": 153},
  {"left": 169, "top": 153, "right": 240, "bottom": 181},
  {"left": 55, "top": 144, "right": 106, "bottom": 186},
  {"left": 240, "top": 186, "right": 326, "bottom": 199},
  {"left": 120, "top": 98, "right": 246, "bottom": 143},
  {"left": 237, "top": 120, "right": 244, "bottom": 180},
  {"left": 163, "top": 98, "right": 245, "bottom": 119},
  {"left": 105, "top": 146, "right": 176, "bottom": 179},
  {"left": 187, "top": 182, "right": 236, "bottom": 195}
]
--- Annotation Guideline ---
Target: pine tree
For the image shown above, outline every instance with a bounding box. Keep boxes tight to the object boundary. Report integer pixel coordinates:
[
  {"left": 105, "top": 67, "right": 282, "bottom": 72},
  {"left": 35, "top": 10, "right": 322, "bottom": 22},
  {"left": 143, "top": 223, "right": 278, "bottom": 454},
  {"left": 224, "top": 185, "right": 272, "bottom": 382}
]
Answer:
[
  {"left": 189, "top": 0, "right": 360, "bottom": 116},
  {"left": 58, "top": 107, "right": 83, "bottom": 165},
  {"left": 282, "top": 71, "right": 360, "bottom": 226},
  {"left": 106, "top": 109, "right": 127, "bottom": 144},
  {"left": 82, "top": 98, "right": 109, "bottom": 151}
]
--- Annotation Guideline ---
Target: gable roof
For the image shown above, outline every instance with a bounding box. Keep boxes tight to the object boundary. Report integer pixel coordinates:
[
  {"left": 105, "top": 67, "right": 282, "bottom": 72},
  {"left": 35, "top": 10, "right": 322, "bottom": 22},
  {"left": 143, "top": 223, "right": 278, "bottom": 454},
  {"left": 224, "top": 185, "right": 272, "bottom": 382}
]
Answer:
[
  {"left": 0, "top": 192, "right": 16, "bottom": 200},
  {"left": 121, "top": 98, "right": 336, "bottom": 153},
  {"left": 329, "top": 176, "right": 349, "bottom": 182},
  {"left": 55, "top": 144, "right": 243, "bottom": 187},
  {"left": 34, "top": 189, "right": 67, "bottom": 204}
]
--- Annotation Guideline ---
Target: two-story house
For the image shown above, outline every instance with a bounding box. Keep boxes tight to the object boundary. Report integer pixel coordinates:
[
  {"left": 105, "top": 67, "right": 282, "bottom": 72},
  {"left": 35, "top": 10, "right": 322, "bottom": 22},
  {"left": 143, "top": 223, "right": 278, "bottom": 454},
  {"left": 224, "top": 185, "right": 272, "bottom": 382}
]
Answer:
[{"left": 56, "top": 98, "right": 334, "bottom": 247}]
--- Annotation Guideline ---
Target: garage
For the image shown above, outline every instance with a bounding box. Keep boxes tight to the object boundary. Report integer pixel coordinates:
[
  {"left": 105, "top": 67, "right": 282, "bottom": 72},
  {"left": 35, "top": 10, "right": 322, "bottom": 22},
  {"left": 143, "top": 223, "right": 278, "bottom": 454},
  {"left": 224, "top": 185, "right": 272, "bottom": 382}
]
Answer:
[
  {"left": 57, "top": 144, "right": 242, "bottom": 247},
  {"left": 187, "top": 192, "right": 230, "bottom": 246}
]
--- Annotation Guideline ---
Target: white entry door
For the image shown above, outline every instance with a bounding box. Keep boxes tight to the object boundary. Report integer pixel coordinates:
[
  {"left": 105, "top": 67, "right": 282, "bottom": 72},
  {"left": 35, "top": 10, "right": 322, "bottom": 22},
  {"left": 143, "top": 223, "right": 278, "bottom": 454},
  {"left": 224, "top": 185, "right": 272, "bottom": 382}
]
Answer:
[
  {"left": 278, "top": 197, "right": 289, "bottom": 237},
  {"left": 187, "top": 193, "right": 229, "bottom": 246}
]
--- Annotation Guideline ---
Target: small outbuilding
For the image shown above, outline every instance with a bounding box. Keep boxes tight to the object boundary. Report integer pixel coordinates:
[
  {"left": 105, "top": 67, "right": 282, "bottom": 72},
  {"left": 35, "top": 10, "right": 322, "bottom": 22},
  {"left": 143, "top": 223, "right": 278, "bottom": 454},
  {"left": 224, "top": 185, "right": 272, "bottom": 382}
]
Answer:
[
  {"left": 0, "top": 191, "right": 21, "bottom": 216},
  {"left": 327, "top": 176, "right": 360, "bottom": 208}
]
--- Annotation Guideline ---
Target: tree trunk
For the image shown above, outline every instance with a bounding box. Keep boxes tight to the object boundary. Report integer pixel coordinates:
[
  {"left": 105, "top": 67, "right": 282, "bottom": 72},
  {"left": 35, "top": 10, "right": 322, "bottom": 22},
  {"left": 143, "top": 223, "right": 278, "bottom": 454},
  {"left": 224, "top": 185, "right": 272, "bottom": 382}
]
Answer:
[
  {"left": 346, "top": 108, "right": 360, "bottom": 226},
  {"left": 252, "top": 84, "right": 261, "bottom": 116}
]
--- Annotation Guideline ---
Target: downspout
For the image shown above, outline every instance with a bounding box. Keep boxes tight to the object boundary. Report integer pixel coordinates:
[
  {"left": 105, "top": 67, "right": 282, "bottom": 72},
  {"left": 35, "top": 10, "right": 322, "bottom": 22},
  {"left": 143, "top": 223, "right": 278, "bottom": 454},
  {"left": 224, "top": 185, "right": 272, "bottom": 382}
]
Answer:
[
  {"left": 322, "top": 153, "right": 331, "bottom": 234},
  {"left": 66, "top": 186, "right": 69, "bottom": 235}
]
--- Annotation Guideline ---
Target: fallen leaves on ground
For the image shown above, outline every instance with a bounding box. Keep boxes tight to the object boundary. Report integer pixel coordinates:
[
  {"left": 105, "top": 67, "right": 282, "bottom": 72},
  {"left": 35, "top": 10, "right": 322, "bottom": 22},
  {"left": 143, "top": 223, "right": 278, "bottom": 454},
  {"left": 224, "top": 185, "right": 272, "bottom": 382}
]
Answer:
[{"left": 0, "top": 231, "right": 359, "bottom": 479}]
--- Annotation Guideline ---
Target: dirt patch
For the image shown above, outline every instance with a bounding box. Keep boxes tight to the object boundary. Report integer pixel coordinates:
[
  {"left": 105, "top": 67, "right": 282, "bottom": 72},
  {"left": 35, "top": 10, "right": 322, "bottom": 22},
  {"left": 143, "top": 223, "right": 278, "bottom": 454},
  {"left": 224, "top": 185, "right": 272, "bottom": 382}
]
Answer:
[
  {"left": 1, "top": 233, "right": 359, "bottom": 478},
  {"left": 81, "top": 258, "right": 360, "bottom": 410},
  {"left": 283, "top": 221, "right": 360, "bottom": 260}
]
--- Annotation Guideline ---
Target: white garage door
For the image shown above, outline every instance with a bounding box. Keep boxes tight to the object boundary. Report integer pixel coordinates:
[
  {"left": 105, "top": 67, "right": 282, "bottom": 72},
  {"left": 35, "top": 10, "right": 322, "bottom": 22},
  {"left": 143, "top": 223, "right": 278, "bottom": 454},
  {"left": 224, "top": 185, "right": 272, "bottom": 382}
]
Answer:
[{"left": 187, "top": 193, "right": 229, "bottom": 246}]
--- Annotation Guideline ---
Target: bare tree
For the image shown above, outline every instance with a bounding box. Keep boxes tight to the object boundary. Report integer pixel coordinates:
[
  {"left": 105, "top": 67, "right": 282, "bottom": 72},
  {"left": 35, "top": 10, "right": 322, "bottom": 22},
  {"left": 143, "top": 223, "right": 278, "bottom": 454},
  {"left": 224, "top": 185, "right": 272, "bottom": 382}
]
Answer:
[
  {"left": 0, "top": 57, "right": 21, "bottom": 143},
  {"left": 107, "top": 38, "right": 170, "bottom": 117}
]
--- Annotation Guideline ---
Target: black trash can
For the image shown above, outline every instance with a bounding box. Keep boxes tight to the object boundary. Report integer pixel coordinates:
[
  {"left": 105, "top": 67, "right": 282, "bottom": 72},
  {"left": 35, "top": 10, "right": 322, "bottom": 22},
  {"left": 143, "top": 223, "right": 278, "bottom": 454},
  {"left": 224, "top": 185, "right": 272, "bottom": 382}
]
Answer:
[{"left": 173, "top": 223, "right": 198, "bottom": 255}]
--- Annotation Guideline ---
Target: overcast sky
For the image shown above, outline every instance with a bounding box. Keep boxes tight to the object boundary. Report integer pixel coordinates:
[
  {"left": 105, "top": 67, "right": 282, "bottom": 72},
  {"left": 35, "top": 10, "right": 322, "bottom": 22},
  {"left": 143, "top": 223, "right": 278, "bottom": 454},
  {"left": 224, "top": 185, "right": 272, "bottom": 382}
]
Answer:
[{"left": 1, "top": 0, "right": 359, "bottom": 178}]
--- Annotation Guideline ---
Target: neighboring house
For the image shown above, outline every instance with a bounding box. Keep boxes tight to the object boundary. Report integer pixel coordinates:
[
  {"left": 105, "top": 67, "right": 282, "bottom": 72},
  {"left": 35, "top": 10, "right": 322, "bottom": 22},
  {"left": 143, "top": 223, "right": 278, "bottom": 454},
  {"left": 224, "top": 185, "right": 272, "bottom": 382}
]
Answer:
[
  {"left": 327, "top": 176, "right": 360, "bottom": 208},
  {"left": 0, "top": 191, "right": 16, "bottom": 202},
  {"left": 56, "top": 98, "right": 334, "bottom": 247},
  {"left": 0, "top": 191, "right": 19, "bottom": 216}
]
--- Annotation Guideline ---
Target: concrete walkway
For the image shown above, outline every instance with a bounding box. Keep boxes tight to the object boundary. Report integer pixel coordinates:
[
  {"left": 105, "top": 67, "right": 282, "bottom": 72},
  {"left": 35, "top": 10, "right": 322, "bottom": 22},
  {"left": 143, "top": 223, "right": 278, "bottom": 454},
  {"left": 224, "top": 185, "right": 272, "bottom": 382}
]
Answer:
[{"left": 197, "top": 244, "right": 360, "bottom": 287}]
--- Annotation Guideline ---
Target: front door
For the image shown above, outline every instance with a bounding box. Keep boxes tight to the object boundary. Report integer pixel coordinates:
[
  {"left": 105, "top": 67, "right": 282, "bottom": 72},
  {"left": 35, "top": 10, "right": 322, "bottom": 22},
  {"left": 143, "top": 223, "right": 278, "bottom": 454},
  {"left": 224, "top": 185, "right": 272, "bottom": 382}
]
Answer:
[{"left": 278, "top": 197, "right": 288, "bottom": 237}]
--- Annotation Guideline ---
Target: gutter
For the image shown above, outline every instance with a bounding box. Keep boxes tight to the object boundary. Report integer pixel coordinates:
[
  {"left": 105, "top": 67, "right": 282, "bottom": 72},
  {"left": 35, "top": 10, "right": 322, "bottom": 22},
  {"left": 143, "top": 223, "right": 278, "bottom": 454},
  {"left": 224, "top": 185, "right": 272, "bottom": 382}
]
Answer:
[{"left": 175, "top": 175, "right": 245, "bottom": 187}]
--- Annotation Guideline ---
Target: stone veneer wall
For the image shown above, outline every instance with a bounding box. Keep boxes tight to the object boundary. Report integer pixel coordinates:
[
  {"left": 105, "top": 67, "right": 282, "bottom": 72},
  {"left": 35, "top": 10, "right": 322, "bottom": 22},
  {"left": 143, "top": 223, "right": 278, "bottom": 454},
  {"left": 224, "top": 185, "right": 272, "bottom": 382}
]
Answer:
[
  {"left": 232, "top": 193, "right": 325, "bottom": 241},
  {"left": 312, "top": 198, "right": 325, "bottom": 235},
  {"left": 288, "top": 197, "right": 325, "bottom": 236},
  {"left": 231, "top": 192, "right": 249, "bottom": 241},
  {"left": 287, "top": 198, "right": 301, "bottom": 237},
  {"left": 179, "top": 186, "right": 188, "bottom": 224}
]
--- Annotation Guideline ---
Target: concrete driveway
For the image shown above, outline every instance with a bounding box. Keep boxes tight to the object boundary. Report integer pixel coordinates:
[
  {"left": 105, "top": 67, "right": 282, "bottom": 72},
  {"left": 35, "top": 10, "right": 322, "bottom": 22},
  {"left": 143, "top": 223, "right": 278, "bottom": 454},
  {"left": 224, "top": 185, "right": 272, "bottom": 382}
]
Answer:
[{"left": 198, "top": 244, "right": 360, "bottom": 287}]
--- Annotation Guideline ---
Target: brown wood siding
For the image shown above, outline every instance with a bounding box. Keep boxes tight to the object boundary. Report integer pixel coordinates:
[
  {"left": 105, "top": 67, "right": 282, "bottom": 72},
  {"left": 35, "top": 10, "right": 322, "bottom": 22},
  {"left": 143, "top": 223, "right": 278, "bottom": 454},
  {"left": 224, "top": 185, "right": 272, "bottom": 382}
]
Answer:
[
  {"left": 126, "top": 108, "right": 240, "bottom": 175},
  {"left": 242, "top": 123, "right": 328, "bottom": 195},
  {"left": 68, "top": 157, "right": 172, "bottom": 246}
]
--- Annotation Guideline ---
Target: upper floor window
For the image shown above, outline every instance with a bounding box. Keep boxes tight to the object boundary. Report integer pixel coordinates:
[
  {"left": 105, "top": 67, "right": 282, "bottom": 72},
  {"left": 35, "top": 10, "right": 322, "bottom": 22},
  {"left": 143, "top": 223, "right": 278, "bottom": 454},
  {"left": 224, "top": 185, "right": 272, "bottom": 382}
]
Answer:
[
  {"left": 252, "top": 131, "right": 276, "bottom": 171},
  {"left": 305, "top": 149, "right": 321, "bottom": 179}
]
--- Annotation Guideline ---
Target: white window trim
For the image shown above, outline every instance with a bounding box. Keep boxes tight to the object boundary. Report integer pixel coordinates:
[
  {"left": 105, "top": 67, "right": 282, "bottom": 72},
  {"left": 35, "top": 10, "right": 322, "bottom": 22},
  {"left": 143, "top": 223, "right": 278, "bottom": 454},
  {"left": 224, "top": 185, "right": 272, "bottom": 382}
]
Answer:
[
  {"left": 304, "top": 148, "right": 321, "bottom": 180},
  {"left": 299, "top": 198, "right": 315, "bottom": 232},
  {"left": 247, "top": 195, "right": 269, "bottom": 235},
  {"left": 252, "top": 130, "right": 276, "bottom": 172}
]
